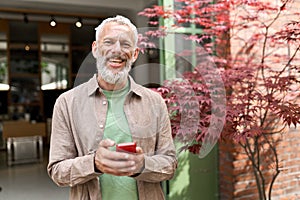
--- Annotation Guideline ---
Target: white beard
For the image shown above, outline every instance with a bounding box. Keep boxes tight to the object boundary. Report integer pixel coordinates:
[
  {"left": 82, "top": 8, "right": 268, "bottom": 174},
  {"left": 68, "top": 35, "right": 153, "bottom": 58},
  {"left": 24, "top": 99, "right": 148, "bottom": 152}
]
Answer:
[{"left": 96, "top": 54, "right": 132, "bottom": 84}]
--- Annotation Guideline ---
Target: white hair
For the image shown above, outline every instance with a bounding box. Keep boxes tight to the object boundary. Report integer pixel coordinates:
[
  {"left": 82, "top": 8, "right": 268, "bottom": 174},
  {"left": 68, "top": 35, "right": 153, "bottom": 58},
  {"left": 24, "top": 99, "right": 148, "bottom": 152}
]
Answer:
[{"left": 95, "top": 15, "right": 138, "bottom": 47}]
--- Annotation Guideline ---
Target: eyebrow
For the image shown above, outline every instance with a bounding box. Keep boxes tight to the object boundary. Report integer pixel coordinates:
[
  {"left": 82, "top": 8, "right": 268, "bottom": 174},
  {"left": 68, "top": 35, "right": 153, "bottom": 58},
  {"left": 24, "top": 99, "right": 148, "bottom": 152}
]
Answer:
[{"left": 102, "top": 36, "right": 133, "bottom": 44}]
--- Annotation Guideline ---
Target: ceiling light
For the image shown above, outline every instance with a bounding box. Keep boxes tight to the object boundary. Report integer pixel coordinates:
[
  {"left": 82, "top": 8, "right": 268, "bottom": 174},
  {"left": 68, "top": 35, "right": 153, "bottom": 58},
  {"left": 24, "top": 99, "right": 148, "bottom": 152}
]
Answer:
[
  {"left": 75, "top": 18, "right": 82, "bottom": 28},
  {"left": 24, "top": 44, "right": 30, "bottom": 51},
  {"left": 49, "top": 15, "right": 56, "bottom": 27}
]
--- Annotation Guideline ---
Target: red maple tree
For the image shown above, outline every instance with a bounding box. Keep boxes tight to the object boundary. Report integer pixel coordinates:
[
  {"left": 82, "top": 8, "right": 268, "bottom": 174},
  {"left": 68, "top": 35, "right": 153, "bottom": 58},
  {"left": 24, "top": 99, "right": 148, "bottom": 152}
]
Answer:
[{"left": 139, "top": 0, "right": 300, "bottom": 199}]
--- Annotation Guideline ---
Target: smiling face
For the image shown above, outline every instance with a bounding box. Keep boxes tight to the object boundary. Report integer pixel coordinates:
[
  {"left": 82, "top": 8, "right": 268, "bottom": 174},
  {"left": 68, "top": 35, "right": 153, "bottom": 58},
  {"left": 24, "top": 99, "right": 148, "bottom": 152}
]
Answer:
[{"left": 92, "top": 22, "right": 139, "bottom": 85}]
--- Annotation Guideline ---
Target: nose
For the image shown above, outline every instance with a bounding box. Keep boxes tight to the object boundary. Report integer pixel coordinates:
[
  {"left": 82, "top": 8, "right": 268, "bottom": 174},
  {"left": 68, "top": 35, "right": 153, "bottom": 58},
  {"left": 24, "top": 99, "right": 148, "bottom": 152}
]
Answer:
[{"left": 111, "top": 41, "right": 121, "bottom": 53}]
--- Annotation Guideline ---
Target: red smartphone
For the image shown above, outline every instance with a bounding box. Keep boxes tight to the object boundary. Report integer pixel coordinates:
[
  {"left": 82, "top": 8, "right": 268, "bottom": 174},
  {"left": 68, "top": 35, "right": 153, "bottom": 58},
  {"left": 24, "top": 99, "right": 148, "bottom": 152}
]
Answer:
[{"left": 116, "top": 142, "right": 136, "bottom": 153}]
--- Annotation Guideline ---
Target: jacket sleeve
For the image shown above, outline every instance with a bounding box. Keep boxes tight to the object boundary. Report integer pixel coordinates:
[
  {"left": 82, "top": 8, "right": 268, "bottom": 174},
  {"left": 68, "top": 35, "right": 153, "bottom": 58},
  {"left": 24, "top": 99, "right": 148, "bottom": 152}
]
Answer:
[
  {"left": 134, "top": 96, "right": 178, "bottom": 182},
  {"left": 47, "top": 96, "right": 101, "bottom": 187}
]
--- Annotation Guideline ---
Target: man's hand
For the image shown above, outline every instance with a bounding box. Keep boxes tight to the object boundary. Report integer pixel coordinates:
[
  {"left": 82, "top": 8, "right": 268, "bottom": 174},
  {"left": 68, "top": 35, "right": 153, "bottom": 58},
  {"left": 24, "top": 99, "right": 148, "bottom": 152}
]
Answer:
[
  {"left": 94, "top": 139, "right": 145, "bottom": 176},
  {"left": 133, "top": 147, "right": 145, "bottom": 174}
]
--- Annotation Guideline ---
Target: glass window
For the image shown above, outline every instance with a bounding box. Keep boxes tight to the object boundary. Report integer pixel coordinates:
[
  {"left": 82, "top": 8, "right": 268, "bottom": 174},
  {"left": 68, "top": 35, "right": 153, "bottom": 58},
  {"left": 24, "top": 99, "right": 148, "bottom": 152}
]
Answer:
[
  {"left": 40, "top": 35, "right": 69, "bottom": 90},
  {"left": 160, "top": 0, "right": 206, "bottom": 80},
  {"left": 175, "top": 33, "right": 193, "bottom": 75},
  {"left": 10, "top": 77, "right": 40, "bottom": 104},
  {"left": 0, "top": 32, "right": 8, "bottom": 90},
  {"left": 174, "top": 0, "right": 191, "bottom": 28}
]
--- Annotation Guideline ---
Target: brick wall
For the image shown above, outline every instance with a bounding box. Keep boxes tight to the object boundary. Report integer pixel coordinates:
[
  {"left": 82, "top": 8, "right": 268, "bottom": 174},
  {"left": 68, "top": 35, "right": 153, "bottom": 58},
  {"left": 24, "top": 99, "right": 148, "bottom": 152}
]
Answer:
[
  {"left": 272, "top": 128, "right": 300, "bottom": 200},
  {"left": 218, "top": 127, "right": 300, "bottom": 199},
  {"left": 218, "top": 140, "right": 235, "bottom": 199},
  {"left": 219, "top": 1, "right": 300, "bottom": 199}
]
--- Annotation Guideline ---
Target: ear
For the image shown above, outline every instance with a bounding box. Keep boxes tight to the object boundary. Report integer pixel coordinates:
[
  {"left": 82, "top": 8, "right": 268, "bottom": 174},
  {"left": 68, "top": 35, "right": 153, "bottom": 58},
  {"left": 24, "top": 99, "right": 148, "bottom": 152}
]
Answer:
[
  {"left": 92, "top": 41, "right": 98, "bottom": 58},
  {"left": 131, "top": 48, "right": 140, "bottom": 63}
]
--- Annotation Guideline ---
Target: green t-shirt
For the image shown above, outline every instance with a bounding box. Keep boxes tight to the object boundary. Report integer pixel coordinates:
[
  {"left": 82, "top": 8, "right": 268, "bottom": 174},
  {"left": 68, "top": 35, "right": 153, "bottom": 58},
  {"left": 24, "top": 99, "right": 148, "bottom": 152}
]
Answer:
[{"left": 99, "top": 81, "right": 138, "bottom": 200}]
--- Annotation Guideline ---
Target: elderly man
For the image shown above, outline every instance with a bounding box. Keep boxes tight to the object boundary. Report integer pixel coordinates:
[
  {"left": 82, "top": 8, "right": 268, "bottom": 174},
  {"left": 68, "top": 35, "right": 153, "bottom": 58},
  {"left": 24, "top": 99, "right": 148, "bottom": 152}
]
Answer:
[{"left": 47, "top": 15, "right": 177, "bottom": 200}]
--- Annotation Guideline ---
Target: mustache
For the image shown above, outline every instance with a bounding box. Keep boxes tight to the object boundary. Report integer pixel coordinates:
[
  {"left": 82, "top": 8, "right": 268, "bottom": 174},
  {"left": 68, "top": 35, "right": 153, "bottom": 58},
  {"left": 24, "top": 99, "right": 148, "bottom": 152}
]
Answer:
[{"left": 105, "top": 54, "right": 126, "bottom": 60}]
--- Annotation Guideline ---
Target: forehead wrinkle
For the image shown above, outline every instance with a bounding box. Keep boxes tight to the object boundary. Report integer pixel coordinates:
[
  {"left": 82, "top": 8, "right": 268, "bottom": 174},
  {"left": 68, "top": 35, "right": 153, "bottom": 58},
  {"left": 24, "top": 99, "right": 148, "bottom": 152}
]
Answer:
[{"left": 98, "top": 23, "right": 134, "bottom": 43}]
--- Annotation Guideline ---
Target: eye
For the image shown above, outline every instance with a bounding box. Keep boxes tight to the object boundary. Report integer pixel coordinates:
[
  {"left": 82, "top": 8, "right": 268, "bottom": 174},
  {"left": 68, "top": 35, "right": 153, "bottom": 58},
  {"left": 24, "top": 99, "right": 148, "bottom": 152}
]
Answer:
[
  {"left": 103, "top": 40, "right": 113, "bottom": 45},
  {"left": 122, "top": 42, "right": 132, "bottom": 48}
]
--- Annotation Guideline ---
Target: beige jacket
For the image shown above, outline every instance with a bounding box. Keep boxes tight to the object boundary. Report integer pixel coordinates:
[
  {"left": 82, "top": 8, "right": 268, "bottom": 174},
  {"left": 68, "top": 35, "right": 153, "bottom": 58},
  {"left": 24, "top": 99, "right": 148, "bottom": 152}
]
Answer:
[{"left": 47, "top": 75, "right": 177, "bottom": 200}]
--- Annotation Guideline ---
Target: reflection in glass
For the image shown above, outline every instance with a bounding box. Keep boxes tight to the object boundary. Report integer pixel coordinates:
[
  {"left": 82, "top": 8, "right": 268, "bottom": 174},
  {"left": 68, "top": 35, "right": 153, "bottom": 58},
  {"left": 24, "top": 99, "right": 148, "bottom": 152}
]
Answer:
[
  {"left": 40, "top": 35, "right": 69, "bottom": 90},
  {"left": 10, "top": 49, "right": 39, "bottom": 74},
  {"left": 174, "top": 0, "right": 191, "bottom": 28},
  {"left": 0, "top": 32, "right": 8, "bottom": 90},
  {"left": 10, "top": 77, "right": 40, "bottom": 103},
  {"left": 175, "top": 33, "right": 193, "bottom": 76}
]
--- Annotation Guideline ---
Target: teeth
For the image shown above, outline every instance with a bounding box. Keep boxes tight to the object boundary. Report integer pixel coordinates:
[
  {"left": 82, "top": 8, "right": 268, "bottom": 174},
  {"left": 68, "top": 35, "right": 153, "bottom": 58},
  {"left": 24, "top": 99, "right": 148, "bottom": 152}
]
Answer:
[{"left": 109, "top": 58, "right": 123, "bottom": 63}]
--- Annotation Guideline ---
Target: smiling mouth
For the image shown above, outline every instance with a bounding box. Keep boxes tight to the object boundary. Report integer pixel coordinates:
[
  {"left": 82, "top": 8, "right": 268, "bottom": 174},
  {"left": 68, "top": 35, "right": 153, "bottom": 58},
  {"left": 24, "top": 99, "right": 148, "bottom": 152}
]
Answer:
[
  {"left": 107, "top": 56, "right": 126, "bottom": 68},
  {"left": 109, "top": 58, "right": 125, "bottom": 64}
]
